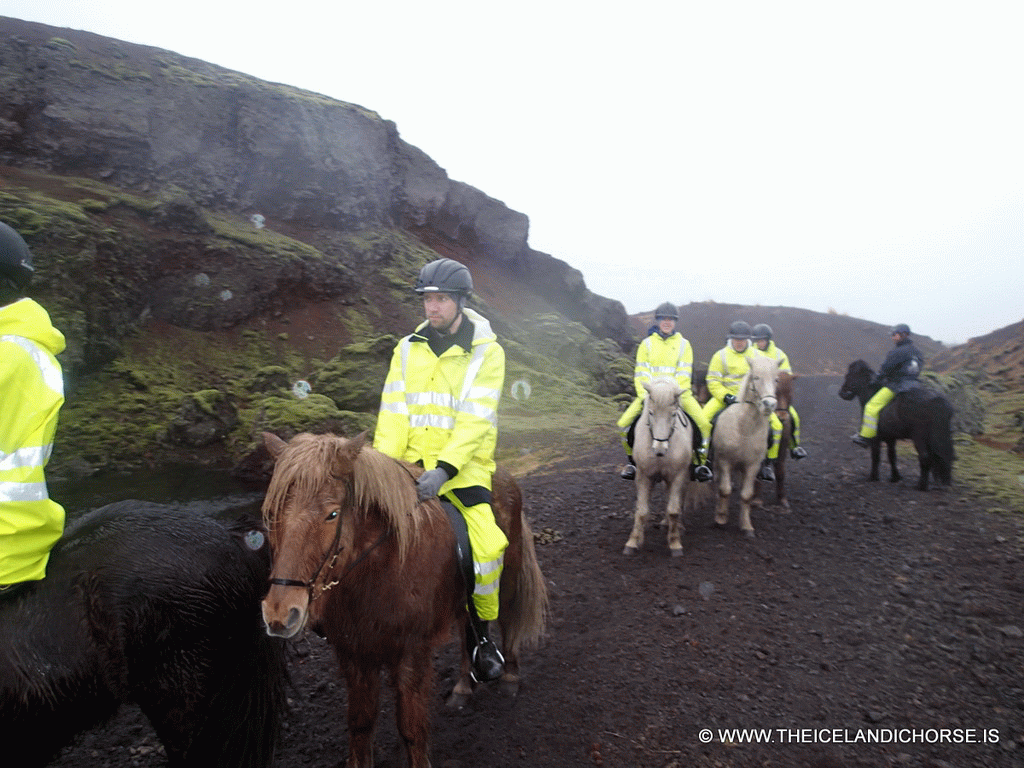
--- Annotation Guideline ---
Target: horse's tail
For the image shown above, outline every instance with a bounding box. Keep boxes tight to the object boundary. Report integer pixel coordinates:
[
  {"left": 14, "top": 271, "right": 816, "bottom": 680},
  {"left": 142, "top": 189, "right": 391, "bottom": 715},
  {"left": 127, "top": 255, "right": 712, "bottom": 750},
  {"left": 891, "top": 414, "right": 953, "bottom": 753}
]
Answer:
[
  {"left": 184, "top": 522, "right": 289, "bottom": 768},
  {"left": 502, "top": 515, "right": 549, "bottom": 658},
  {"left": 929, "top": 395, "right": 956, "bottom": 486}
]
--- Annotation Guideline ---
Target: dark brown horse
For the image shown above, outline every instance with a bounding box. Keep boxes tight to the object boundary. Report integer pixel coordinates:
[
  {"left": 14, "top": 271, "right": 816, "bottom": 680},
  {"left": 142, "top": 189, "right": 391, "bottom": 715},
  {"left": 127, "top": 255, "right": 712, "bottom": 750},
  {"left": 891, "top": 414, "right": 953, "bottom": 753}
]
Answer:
[
  {"left": 259, "top": 431, "right": 548, "bottom": 768},
  {"left": 839, "top": 360, "right": 955, "bottom": 490},
  {"left": 0, "top": 501, "right": 286, "bottom": 768},
  {"left": 762, "top": 371, "right": 796, "bottom": 509}
]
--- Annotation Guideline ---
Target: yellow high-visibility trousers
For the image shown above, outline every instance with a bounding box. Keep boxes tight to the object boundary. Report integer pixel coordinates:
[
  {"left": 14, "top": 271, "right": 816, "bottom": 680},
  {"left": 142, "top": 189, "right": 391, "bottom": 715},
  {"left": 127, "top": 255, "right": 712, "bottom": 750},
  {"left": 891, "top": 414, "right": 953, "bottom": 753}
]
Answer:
[{"left": 446, "top": 494, "right": 508, "bottom": 621}]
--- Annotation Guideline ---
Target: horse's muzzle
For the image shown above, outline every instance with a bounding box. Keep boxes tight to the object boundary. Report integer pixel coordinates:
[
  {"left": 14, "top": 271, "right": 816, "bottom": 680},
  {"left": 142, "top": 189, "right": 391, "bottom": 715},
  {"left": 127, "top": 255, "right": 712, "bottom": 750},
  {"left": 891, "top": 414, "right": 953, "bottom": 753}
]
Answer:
[
  {"left": 262, "top": 591, "right": 309, "bottom": 639},
  {"left": 838, "top": 388, "right": 856, "bottom": 401},
  {"left": 759, "top": 397, "right": 778, "bottom": 415}
]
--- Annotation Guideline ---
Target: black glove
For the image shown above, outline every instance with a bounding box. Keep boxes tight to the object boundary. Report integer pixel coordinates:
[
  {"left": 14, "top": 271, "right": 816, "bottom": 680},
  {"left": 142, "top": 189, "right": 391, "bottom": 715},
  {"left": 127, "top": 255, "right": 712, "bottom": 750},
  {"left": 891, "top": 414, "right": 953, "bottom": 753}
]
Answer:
[
  {"left": 723, "top": 394, "right": 737, "bottom": 405},
  {"left": 416, "top": 467, "right": 450, "bottom": 500}
]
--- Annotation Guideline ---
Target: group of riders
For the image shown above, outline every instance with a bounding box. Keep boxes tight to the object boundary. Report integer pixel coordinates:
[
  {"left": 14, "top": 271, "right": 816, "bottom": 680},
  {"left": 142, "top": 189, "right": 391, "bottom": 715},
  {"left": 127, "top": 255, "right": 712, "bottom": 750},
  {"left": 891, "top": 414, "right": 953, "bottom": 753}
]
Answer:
[
  {"left": 617, "top": 302, "right": 924, "bottom": 485},
  {"left": 616, "top": 304, "right": 808, "bottom": 485},
  {"left": 0, "top": 226, "right": 923, "bottom": 687}
]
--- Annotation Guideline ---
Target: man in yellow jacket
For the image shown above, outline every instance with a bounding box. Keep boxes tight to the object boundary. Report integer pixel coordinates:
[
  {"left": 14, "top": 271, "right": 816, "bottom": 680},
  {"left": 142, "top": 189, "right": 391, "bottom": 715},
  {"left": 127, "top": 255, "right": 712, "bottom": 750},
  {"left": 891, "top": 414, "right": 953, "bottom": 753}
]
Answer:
[
  {"left": 374, "top": 258, "right": 507, "bottom": 683},
  {"left": 0, "top": 221, "right": 66, "bottom": 597},
  {"left": 617, "top": 302, "right": 712, "bottom": 482},
  {"left": 750, "top": 323, "right": 808, "bottom": 460},
  {"left": 701, "top": 321, "right": 778, "bottom": 482}
]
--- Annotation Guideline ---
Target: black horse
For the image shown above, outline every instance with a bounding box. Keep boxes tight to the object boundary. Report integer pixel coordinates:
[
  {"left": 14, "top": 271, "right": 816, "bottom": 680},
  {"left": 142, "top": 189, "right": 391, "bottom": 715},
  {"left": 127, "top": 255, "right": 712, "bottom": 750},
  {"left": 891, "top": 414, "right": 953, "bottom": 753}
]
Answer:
[
  {"left": 0, "top": 501, "right": 286, "bottom": 767},
  {"left": 838, "top": 360, "right": 955, "bottom": 490}
]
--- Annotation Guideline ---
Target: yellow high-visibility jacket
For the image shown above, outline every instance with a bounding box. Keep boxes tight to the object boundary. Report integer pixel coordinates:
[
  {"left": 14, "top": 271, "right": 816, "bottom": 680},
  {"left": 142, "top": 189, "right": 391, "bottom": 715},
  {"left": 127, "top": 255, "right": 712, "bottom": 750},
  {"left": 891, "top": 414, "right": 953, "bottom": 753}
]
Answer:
[
  {"left": 1, "top": 298, "right": 66, "bottom": 585},
  {"left": 374, "top": 308, "right": 504, "bottom": 494},
  {"left": 617, "top": 331, "right": 698, "bottom": 428},
  {"left": 706, "top": 343, "right": 754, "bottom": 403},
  {"left": 750, "top": 341, "right": 792, "bottom": 375}
]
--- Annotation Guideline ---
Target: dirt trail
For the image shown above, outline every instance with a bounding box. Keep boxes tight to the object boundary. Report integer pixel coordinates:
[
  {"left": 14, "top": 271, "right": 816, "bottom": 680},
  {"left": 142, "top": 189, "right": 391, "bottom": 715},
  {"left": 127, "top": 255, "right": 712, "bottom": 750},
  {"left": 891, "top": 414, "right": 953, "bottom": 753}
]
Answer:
[{"left": 52, "top": 375, "right": 1024, "bottom": 767}]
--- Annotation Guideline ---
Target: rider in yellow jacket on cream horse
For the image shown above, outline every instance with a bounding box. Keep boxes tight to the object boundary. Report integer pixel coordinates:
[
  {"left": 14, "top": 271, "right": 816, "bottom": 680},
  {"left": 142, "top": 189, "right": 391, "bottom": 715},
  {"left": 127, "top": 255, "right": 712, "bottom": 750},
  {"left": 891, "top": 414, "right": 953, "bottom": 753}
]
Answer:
[
  {"left": 701, "top": 321, "right": 780, "bottom": 482},
  {"left": 617, "top": 302, "right": 713, "bottom": 482},
  {"left": 749, "top": 323, "right": 808, "bottom": 462}
]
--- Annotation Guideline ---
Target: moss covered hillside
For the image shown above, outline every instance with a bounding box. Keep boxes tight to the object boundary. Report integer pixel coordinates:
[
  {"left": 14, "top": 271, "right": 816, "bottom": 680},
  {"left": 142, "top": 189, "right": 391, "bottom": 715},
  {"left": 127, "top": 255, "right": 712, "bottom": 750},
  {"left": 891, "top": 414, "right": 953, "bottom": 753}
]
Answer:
[{"left": 1, "top": 167, "right": 632, "bottom": 479}]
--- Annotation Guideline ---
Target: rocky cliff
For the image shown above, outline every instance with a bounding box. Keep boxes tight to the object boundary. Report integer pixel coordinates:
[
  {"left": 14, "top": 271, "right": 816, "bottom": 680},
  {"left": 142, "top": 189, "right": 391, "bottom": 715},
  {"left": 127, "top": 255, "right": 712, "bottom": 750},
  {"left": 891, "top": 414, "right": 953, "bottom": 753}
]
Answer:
[{"left": 0, "top": 16, "right": 631, "bottom": 350}]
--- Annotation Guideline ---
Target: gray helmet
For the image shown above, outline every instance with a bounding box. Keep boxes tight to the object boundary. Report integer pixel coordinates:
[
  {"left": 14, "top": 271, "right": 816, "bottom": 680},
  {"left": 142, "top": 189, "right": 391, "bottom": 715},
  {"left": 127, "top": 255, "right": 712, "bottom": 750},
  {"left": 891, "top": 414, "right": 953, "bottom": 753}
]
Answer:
[
  {"left": 415, "top": 258, "right": 473, "bottom": 296},
  {"left": 891, "top": 323, "right": 911, "bottom": 336},
  {"left": 0, "top": 221, "right": 34, "bottom": 293},
  {"left": 654, "top": 301, "right": 678, "bottom": 320},
  {"left": 751, "top": 323, "right": 773, "bottom": 341},
  {"left": 727, "top": 320, "right": 752, "bottom": 339}
]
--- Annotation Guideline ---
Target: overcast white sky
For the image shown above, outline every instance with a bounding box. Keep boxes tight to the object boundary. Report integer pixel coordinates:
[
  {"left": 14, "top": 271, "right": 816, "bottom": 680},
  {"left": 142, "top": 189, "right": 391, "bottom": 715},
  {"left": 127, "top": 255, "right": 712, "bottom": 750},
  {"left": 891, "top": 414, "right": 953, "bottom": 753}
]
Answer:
[{"left": 6, "top": 1, "right": 1023, "bottom": 344}]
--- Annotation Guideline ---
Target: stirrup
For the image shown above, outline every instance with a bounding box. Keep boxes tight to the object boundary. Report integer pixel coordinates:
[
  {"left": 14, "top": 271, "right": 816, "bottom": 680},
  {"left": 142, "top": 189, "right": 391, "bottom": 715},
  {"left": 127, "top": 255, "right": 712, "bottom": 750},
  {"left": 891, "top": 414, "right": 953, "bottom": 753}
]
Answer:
[
  {"left": 470, "top": 637, "right": 505, "bottom": 683},
  {"left": 757, "top": 461, "right": 776, "bottom": 482},
  {"left": 620, "top": 464, "right": 636, "bottom": 480},
  {"left": 790, "top": 446, "right": 808, "bottom": 459},
  {"left": 850, "top": 434, "right": 871, "bottom": 448}
]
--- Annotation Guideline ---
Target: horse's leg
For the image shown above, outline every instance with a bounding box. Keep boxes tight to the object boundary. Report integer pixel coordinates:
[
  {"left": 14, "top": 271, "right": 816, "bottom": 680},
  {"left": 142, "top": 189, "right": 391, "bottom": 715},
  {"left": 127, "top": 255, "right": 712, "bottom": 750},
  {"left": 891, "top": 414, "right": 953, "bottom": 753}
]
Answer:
[
  {"left": 886, "top": 440, "right": 901, "bottom": 482},
  {"left": 344, "top": 663, "right": 382, "bottom": 768},
  {"left": 913, "top": 434, "right": 931, "bottom": 491},
  {"left": 447, "top": 614, "right": 475, "bottom": 709},
  {"left": 869, "top": 441, "right": 881, "bottom": 481},
  {"left": 775, "top": 418, "right": 790, "bottom": 509},
  {"left": 665, "top": 471, "right": 686, "bottom": 557},
  {"left": 393, "top": 646, "right": 435, "bottom": 768},
  {"left": 738, "top": 464, "right": 758, "bottom": 539},
  {"left": 714, "top": 460, "right": 731, "bottom": 527},
  {"left": 623, "top": 472, "right": 651, "bottom": 555}
]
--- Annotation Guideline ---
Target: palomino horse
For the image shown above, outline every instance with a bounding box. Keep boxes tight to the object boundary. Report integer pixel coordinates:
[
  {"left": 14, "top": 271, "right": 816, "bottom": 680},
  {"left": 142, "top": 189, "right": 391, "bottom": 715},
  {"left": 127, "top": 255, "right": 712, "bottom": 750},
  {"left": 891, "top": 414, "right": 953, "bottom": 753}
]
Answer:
[
  {"left": 622, "top": 378, "right": 692, "bottom": 557},
  {"left": 839, "top": 360, "right": 954, "bottom": 490},
  {"left": 0, "top": 501, "right": 286, "bottom": 768},
  {"left": 710, "top": 354, "right": 778, "bottom": 538},
  {"left": 260, "top": 431, "right": 548, "bottom": 768}
]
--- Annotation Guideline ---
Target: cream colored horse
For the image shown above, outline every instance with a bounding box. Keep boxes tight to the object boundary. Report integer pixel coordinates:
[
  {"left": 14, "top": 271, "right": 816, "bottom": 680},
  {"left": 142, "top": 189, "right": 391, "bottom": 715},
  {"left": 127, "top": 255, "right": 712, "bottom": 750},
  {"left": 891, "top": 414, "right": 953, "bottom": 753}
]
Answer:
[
  {"left": 623, "top": 378, "right": 693, "bottom": 557},
  {"left": 710, "top": 354, "right": 778, "bottom": 538}
]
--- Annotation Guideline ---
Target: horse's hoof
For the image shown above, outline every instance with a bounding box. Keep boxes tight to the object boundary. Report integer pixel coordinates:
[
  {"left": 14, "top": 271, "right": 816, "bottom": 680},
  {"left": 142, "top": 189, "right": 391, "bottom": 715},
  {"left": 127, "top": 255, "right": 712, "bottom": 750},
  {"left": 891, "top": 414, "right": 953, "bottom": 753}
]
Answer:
[
  {"left": 622, "top": 545, "right": 637, "bottom": 556},
  {"left": 499, "top": 675, "right": 521, "bottom": 698},
  {"left": 670, "top": 548, "right": 683, "bottom": 558},
  {"left": 743, "top": 529, "right": 756, "bottom": 540},
  {"left": 445, "top": 690, "right": 473, "bottom": 709}
]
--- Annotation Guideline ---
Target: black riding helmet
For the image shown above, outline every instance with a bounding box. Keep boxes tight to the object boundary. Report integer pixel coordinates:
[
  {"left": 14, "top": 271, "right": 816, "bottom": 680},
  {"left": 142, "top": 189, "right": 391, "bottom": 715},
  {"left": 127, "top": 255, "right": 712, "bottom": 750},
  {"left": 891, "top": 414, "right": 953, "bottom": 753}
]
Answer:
[
  {"left": 415, "top": 258, "right": 473, "bottom": 296},
  {"left": 727, "top": 320, "right": 752, "bottom": 339},
  {"left": 751, "top": 323, "right": 773, "bottom": 341},
  {"left": 0, "top": 221, "right": 34, "bottom": 295},
  {"left": 654, "top": 301, "right": 679, "bottom": 320},
  {"left": 891, "top": 323, "right": 911, "bottom": 336}
]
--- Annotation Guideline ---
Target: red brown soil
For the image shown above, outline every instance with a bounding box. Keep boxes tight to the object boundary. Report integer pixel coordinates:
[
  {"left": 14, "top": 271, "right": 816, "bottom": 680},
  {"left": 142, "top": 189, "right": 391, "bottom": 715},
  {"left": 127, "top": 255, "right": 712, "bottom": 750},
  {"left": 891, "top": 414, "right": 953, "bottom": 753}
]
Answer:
[{"left": 51, "top": 375, "right": 1024, "bottom": 767}]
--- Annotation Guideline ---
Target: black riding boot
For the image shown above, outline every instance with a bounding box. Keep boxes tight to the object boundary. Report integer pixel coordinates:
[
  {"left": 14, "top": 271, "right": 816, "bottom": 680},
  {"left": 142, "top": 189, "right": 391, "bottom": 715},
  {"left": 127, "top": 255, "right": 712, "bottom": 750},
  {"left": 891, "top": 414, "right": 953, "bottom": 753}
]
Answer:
[
  {"left": 757, "top": 458, "right": 776, "bottom": 482},
  {"left": 467, "top": 614, "right": 505, "bottom": 683}
]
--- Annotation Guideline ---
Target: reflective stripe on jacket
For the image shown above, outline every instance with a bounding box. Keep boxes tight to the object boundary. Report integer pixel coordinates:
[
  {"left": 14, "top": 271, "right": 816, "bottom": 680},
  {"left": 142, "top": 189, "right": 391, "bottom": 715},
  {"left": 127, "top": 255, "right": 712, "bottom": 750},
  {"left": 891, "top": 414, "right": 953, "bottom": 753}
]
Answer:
[
  {"left": 374, "top": 308, "right": 504, "bottom": 492},
  {"left": 706, "top": 344, "right": 752, "bottom": 402},
  {"left": 1, "top": 298, "right": 67, "bottom": 584}
]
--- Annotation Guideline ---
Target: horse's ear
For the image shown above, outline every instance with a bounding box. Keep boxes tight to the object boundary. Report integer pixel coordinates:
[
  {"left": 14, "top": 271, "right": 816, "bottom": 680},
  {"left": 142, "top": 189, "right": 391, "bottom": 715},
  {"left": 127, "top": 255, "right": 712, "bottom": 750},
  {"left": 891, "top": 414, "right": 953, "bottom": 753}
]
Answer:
[
  {"left": 642, "top": 381, "right": 653, "bottom": 394},
  {"left": 263, "top": 432, "right": 288, "bottom": 459},
  {"left": 345, "top": 431, "right": 369, "bottom": 458}
]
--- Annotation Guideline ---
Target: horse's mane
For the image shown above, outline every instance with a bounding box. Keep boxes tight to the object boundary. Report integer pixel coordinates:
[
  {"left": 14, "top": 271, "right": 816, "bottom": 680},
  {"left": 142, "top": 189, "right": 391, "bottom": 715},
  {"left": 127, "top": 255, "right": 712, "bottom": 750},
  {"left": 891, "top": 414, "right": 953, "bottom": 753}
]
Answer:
[
  {"left": 263, "top": 434, "right": 423, "bottom": 562},
  {"left": 646, "top": 377, "right": 682, "bottom": 409}
]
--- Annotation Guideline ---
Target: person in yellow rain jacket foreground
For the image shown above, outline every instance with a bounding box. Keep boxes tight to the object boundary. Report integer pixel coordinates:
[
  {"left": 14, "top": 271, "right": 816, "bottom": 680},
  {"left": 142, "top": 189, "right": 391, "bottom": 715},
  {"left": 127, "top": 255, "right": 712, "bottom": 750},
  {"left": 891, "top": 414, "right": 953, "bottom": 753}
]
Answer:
[
  {"left": 374, "top": 258, "right": 507, "bottom": 683},
  {"left": 616, "top": 301, "right": 713, "bottom": 482},
  {"left": 701, "top": 321, "right": 778, "bottom": 482},
  {"left": 0, "top": 221, "right": 66, "bottom": 598}
]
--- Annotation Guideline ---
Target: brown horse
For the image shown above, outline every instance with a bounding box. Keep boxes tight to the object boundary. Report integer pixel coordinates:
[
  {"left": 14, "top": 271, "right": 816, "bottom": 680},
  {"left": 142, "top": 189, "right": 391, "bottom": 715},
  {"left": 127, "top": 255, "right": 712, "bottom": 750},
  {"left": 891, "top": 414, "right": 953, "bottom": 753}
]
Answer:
[
  {"left": 760, "top": 372, "right": 795, "bottom": 510},
  {"left": 259, "top": 431, "right": 547, "bottom": 768}
]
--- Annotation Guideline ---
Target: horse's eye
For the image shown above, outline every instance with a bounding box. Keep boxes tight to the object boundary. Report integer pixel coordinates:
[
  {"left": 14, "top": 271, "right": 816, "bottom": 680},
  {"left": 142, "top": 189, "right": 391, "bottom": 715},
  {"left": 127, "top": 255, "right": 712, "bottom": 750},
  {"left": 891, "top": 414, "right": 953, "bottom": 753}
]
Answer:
[{"left": 325, "top": 510, "right": 339, "bottom": 521}]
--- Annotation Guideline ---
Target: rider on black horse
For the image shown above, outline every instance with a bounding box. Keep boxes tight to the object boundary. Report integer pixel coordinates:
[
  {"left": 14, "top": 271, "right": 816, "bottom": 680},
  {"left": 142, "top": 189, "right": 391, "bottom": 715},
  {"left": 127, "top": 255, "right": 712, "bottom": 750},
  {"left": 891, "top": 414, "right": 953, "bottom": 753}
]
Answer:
[{"left": 851, "top": 323, "right": 924, "bottom": 447}]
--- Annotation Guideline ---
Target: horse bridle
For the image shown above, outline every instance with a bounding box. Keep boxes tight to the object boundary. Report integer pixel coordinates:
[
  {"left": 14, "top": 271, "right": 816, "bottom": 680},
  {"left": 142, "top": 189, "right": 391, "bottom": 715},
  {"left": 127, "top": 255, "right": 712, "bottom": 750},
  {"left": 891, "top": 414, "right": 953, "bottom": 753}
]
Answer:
[
  {"left": 648, "top": 404, "right": 688, "bottom": 446},
  {"left": 268, "top": 476, "right": 388, "bottom": 601}
]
